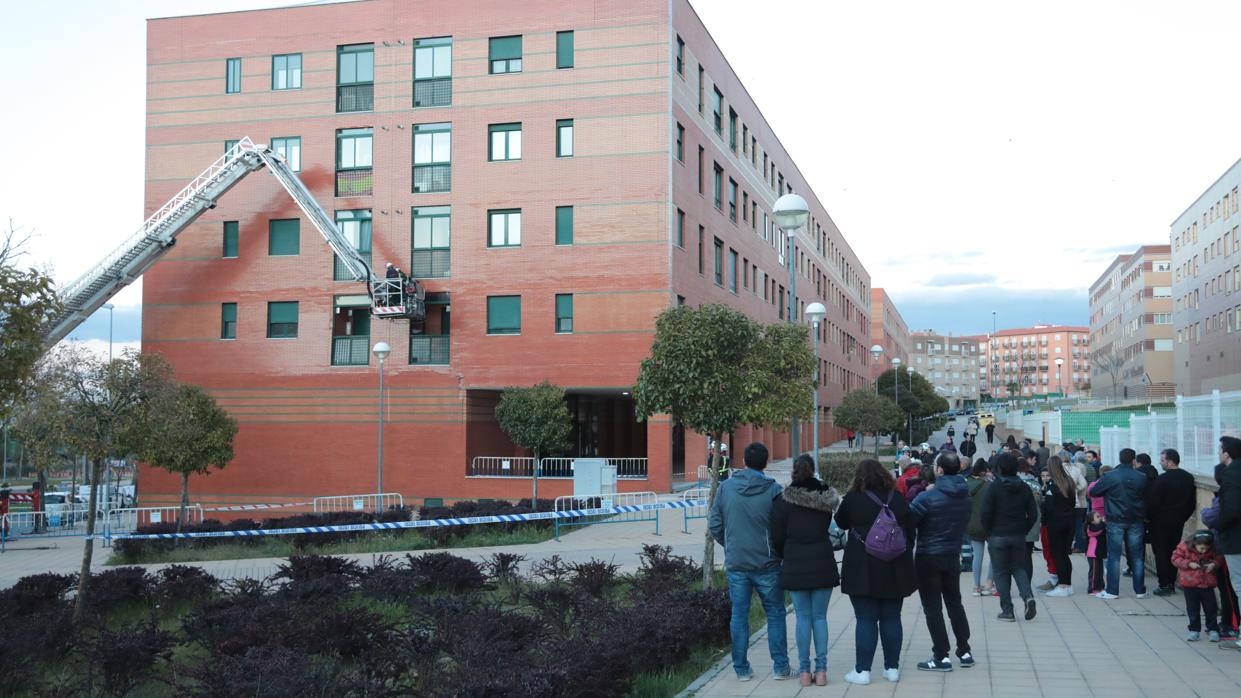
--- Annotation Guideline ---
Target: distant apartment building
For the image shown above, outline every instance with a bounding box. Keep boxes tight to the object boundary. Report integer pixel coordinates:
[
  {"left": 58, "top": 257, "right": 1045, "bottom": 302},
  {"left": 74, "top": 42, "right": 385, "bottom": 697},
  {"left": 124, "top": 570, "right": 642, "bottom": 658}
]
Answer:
[
  {"left": 1171, "top": 159, "right": 1241, "bottom": 395},
  {"left": 1087, "top": 244, "right": 1175, "bottom": 400},
  {"left": 909, "top": 331, "right": 983, "bottom": 410},
  {"left": 987, "top": 325, "right": 1090, "bottom": 400},
  {"left": 869, "top": 288, "right": 910, "bottom": 376}
]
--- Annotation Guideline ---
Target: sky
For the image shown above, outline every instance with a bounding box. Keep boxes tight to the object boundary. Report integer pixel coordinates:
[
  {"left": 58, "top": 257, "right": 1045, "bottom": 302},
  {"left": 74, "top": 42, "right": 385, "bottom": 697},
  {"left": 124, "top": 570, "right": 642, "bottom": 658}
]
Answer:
[{"left": 5, "top": 0, "right": 1241, "bottom": 342}]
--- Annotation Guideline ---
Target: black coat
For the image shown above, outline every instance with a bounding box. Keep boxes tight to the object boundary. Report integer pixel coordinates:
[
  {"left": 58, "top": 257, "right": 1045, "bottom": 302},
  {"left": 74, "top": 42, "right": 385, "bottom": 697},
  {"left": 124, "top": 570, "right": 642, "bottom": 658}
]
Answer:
[
  {"left": 771, "top": 479, "right": 842, "bottom": 591},
  {"left": 980, "top": 474, "right": 1037, "bottom": 538},
  {"left": 1148, "top": 469, "right": 1197, "bottom": 526},
  {"left": 1217, "top": 461, "right": 1241, "bottom": 555},
  {"left": 834, "top": 488, "right": 917, "bottom": 599}
]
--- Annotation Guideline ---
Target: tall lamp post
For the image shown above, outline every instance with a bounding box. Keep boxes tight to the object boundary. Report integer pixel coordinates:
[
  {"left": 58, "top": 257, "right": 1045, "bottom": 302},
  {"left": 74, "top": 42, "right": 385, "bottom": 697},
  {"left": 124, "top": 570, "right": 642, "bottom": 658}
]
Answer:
[
  {"left": 1055, "top": 357, "right": 1064, "bottom": 401},
  {"left": 906, "top": 366, "right": 915, "bottom": 445},
  {"left": 805, "top": 302, "right": 827, "bottom": 457},
  {"left": 372, "top": 341, "right": 391, "bottom": 494},
  {"left": 775, "top": 193, "right": 810, "bottom": 457},
  {"left": 870, "top": 345, "right": 884, "bottom": 395},
  {"left": 103, "top": 303, "right": 115, "bottom": 362}
]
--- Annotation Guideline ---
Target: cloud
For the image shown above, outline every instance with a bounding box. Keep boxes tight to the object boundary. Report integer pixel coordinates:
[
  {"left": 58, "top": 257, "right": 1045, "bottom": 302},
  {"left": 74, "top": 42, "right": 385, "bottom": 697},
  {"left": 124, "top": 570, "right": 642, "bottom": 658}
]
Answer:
[
  {"left": 924, "top": 272, "right": 996, "bottom": 287},
  {"left": 65, "top": 305, "right": 141, "bottom": 343},
  {"left": 888, "top": 286, "right": 1088, "bottom": 336}
]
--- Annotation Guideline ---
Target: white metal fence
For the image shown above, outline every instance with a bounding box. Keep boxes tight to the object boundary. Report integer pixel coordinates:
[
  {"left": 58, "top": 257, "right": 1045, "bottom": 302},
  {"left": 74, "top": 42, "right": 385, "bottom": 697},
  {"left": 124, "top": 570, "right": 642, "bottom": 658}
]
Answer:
[
  {"left": 680, "top": 487, "right": 709, "bottom": 533},
  {"left": 1177, "top": 390, "right": 1241, "bottom": 475},
  {"left": 468, "top": 456, "right": 648, "bottom": 480},
  {"left": 1099, "top": 427, "right": 1130, "bottom": 467},
  {"left": 312, "top": 493, "right": 404, "bottom": 513},
  {"left": 1022, "top": 411, "right": 1062, "bottom": 445},
  {"left": 552, "top": 490, "right": 660, "bottom": 540},
  {"left": 467, "top": 457, "right": 537, "bottom": 477},
  {"left": 1129, "top": 413, "right": 1178, "bottom": 460},
  {"left": 103, "top": 505, "right": 205, "bottom": 545}
]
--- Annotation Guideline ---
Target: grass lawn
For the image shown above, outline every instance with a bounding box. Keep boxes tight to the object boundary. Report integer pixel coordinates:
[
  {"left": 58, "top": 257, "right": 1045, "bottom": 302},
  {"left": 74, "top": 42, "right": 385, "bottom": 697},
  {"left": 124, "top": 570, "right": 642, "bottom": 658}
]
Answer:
[{"left": 106, "top": 523, "right": 552, "bottom": 565}]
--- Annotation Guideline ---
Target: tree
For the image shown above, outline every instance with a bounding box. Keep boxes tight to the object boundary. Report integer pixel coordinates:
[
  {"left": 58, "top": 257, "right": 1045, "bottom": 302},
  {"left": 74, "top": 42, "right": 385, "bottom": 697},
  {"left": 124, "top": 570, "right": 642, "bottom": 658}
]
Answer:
[
  {"left": 633, "top": 304, "right": 814, "bottom": 587},
  {"left": 9, "top": 370, "right": 72, "bottom": 519},
  {"left": 494, "top": 381, "right": 572, "bottom": 509},
  {"left": 876, "top": 368, "right": 948, "bottom": 421},
  {"left": 1094, "top": 351, "right": 1126, "bottom": 399},
  {"left": 36, "top": 346, "right": 172, "bottom": 622},
  {"left": 832, "top": 390, "right": 903, "bottom": 453},
  {"left": 0, "top": 221, "right": 61, "bottom": 412},
  {"left": 137, "top": 383, "right": 238, "bottom": 530}
]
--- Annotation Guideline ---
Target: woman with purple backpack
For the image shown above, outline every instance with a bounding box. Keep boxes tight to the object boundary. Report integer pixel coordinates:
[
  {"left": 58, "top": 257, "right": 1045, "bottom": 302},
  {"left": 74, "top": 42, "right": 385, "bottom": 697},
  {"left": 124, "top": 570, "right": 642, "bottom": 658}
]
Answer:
[{"left": 834, "top": 459, "right": 917, "bottom": 686}]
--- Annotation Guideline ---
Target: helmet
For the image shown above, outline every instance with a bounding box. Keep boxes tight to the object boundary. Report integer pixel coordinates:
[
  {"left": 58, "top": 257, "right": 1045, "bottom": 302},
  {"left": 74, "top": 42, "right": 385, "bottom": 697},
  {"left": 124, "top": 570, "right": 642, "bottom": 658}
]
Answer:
[{"left": 1192, "top": 530, "right": 1215, "bottom": 546}]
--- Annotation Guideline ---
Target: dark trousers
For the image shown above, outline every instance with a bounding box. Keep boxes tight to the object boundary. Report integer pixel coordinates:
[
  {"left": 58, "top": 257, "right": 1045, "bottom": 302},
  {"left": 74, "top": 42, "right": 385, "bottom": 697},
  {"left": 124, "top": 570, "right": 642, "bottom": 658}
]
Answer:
[
  {"left": 1184, "top": 587, "right": 1220, "bottom": 632},
  {"left": 989, "top": 535, "right": 1033, "bottom": 614},
  {"left": 1047, "top": 520, "right": 1073, "bottom": 587},
  {"left": 1023, "top": 541, "right": 1035, "bottom": 581},
  {"left": 1220, "top": 559, "right": 1240, "bottom": 634},
  {"left": 915, "top": 554, "right": 971, "bottom": 660},
  {"left": 986, "top": 431, "right": 994, "bottom": 444},
  {"left": 1150, "top": 519, "right": 1185, "bottom": 589},
  {"left": 849, "top": 595, "right": 903, "bottom": 672},
  {"left": 1087, "top": 556, "right": 1105, "bottom": 593},
  {"left": 1073, "top": 508, "right": 1087, "bottom": 552}
]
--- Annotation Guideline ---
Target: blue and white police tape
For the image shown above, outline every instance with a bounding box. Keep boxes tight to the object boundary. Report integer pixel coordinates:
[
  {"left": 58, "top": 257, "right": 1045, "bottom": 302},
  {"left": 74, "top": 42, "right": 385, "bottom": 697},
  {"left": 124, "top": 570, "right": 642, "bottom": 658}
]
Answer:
[{"left": 113, "top": 498, "right": 710, "bottom": 541}]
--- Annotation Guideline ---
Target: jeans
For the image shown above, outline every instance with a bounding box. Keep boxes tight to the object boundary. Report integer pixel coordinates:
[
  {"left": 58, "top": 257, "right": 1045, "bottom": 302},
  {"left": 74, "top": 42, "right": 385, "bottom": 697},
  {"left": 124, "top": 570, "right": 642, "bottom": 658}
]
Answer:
[
  {"left": 1150, "top": 520, "right": 1185, "bottom": 589},
  {"left": 989, "top": 535, "right": 1033, "bottom": 614},
  {"left": 789, "top": 589, "right": 831, "bottom": 673},
  {"left": 1220, "top": 558, "right": 1240, "bottom": 633},
  {"left": 1106, "top": 522, "right": 1147, "bottom": 596},
  {"left": 1047, "top": 520, "right": 1073, "bottom": 587},
  {"left": 727, "top": 568, "right": 789, "bottom": 677},
  {"left": 849, "top": 595, "right": 903, "bottom": 672},
  {"left": 1226, "top": 555, "right": 1241, "bottom": 620},
  {"left": 1073, "top": 508, "right": 1087, "bottom": 552},
  {"left": 916, "top": 553, "right": 971, "bottom": 660},
  {"left": 971, "top": 539, "right": 992, "bottom": 588},
  {"left": 1184, "top": 587, "right": 1219, "bottom": 632}
]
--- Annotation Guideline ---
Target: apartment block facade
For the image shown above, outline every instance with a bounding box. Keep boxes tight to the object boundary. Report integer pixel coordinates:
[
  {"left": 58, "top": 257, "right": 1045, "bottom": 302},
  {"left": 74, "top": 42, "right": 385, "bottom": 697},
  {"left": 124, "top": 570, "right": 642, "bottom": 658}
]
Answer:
[
  {"left": 1171, "top": 158, "right": 1241, "bottom": 396},
  {"left": 139, "top": 0, "right": 872, "bottom": 508},
  {"left": 1088, "top": 245, "right": 1175, "bottom": 400},
  {"left": 987, "top": 325, "right": 1090, "bottom": 400},
  {"left": 909, "top": 332, "right": 983, "bottom": 410},
  {"left": 869, "top": 288, "right": 911, "bottom": 377}
]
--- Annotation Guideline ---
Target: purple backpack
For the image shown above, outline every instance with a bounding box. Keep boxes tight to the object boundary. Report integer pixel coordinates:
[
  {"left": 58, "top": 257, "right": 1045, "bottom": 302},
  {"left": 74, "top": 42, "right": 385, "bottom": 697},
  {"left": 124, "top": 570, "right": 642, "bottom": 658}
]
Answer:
[{"left": 853, "top": 490, "right": 907, "bottom": 561}]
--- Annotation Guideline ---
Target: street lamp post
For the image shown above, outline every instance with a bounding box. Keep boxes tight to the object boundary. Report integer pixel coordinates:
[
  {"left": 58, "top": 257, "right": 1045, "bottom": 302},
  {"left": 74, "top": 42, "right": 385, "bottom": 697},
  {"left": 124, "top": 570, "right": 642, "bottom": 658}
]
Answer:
[
  {"left": 775, "top": 194, "right": 810, "bottom": 457},
  {"left": 805, "top": 302, "right": 827, "bottom": 458},
  {"left": 1055, "top": 357, "right": 1064, "bottom": 401},
  {"left": 103, "top": 303, "right": 115, "bottom": 362},
  {"left": 372, "top": 341, "right": 391, "bottom": 494},
  {"left": 906, "top": 366, "right": 915, "bottom": 445},
  {"left": 870, "top": 345, "right": 884, "bottom": 395}
]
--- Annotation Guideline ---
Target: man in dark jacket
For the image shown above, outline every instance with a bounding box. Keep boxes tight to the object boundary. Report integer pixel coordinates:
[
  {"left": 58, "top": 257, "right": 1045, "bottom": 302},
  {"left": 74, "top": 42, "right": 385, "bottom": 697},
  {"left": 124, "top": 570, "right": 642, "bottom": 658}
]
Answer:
[
  {"left": 980, "top": 452, "right": 1038, "bottom": 622},
  {"left": 960, "top": 437, "right": 977, "bottom": 462},
  {"left": 708, "top": 442, "right": 790, "bottom": 681},
  {"left": 1216, "top": 436, "right": 1241, "bottom": 651},
  {"left": 1089, "top": 448, "right": 1150, "bottom": 599},
  {"left": 1036, "top": 441, "right": 1050, "bottom": 473},
  {"left": 1149, "top": 448, "right": 1197, "bottom": 596},
  {"left": 984, "top": 422, "right": 996, "bottom": 444},
  {"left": 909, "top": 453, "right": 975, "bottom": 671}
]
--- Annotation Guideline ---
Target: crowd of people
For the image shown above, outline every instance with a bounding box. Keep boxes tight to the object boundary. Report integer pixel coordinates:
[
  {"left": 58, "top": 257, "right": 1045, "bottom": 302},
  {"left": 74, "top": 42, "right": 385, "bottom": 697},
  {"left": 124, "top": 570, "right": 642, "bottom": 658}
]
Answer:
[{"left": 707, "top": 429, "right": 1241, "bottom": 687}]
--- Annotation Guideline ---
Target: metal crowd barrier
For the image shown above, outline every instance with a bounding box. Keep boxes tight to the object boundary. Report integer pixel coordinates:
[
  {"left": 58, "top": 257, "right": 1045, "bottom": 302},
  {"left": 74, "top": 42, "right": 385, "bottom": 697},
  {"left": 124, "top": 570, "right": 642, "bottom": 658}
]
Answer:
[
  {"left": 1, "top": 507, "right": 92, "bottom": 551},
  {"left": 552, "top": 491, "right": 660, "bottom": 541},
  {"left": 680, "top": 487, "right": 709, "bottom": 533},
  {"left": 312, "top": 493, "right": 404, "bottom": 513},
  {"left": 102, "top": 505, "right": 205, "bottom": 546},
  {"left": 469, "top": 456, "right": 649, "bottom": 480}
]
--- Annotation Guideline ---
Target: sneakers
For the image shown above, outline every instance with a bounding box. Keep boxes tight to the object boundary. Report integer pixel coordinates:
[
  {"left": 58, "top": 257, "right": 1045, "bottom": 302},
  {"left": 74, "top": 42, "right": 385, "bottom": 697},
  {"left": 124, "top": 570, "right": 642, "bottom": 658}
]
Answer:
[
  {"left": 972, "top": 586, "right": 984, "bottom": 597},
  {"left": 1188, "top": 631, "right": 1201, "bottom": 642},
  {"left": 1035, "top": 580, "right": 1057, "bottom": 591},
  {"left": 1220, "top": 640, "right": 1241, "bottom": 651},
  {"left": 844, "top": 670, "right": 871, "bottom": 685},
  {"left": 1210, "top": 631, "right": 1221, "bottom": 642},
  {"left": 997, "top": 610, "right": 1016, "bottom": 622},
  {"left": 736, "top": 672, "right": 753, "bottom": 682},
  {"left": 1153, "top": 585, "right": 1177, "bottom": 597},
  {"left": 1046, "top": 586, "right": 1074, "bottom": 597},
  {"left": 1094, "top": 591, "right": 1120, "bottom": 599},
  {"left": 771, "top": 669, "right": 792, "bottom": 681},
  {"left": 1025, "top": 598, "right": 1038, "bottom": 620},
  {"left": 958, "top": 653, "right": 976, "bottom": 668},
  {"left": 916, "top": 657, "right": 953, "bottom": 672},
  {"left": 883, "top": 668, "right": 900, "bottom": 683},
  {"left": 1135, "top": 592, "right": 1150, "bottom": 599}
]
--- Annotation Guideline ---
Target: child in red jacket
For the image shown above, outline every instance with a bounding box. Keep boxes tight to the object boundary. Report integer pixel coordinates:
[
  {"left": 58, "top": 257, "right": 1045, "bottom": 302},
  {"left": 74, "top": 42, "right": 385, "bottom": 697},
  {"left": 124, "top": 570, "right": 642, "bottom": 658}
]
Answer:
[
  {"left": 1172, "top": 530, "right": 1226, "bottom": 642},
  {"left": 1084, "top": 512, "right": 1107, "bottom": 594}
]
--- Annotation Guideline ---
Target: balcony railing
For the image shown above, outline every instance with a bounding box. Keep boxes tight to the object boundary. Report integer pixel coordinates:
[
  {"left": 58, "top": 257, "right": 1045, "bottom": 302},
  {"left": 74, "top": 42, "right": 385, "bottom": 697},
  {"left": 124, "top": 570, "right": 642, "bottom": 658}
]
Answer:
[
  {"left": 409, "top": 335, "right": 449, "bottom": 364},
  {"left": 336, "top": 169, "right": 373, "bottom": 197},
  {"left": 413, "top": 77, "right": 451, "bottom": 107},
  {"left": 334, "top": 249, "right": 372, "bottom": 280},
  {"left": 467, "top": 456, "right": 648, "bottom": 479},
  {"left": 412, "top": 163, "right": 451, "bottom": 193},
  {"left": 331, "top": 335, "right": 370, "bottom": 366},
  {"left": 337, "top": 83, "right": 374, "bottom": 113}
]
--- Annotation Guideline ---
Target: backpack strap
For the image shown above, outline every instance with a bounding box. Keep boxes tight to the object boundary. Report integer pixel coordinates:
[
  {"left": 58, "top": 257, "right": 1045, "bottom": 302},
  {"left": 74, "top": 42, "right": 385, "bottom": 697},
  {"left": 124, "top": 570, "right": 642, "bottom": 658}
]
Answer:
[{"left": 864, "top": 489, "right": 893, "bottom": 509}]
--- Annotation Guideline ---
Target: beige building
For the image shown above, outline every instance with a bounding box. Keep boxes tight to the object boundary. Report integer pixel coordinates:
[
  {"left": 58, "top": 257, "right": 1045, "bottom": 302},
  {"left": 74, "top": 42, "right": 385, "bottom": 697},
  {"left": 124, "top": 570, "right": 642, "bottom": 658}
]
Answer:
[
  {"left": 1171, "top": 159, "right": 1241, "bottom": 395},
  {"left": 1088, "top": 245, "right": 1175, "bottom": 400},
  {"left": 910, "top": 331, "right": 982, "bottom": 410},
  {"left": 870, "top": 288, "right": 910, "bottom": 376}
]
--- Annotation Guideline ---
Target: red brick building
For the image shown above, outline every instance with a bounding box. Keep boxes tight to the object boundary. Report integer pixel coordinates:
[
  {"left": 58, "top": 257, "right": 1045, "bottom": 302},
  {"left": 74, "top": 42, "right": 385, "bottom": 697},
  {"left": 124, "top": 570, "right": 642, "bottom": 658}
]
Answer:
[
  {"left": 987, "top": 326, "right": 1091, "bottom": 400},
  {"left": 140, "top": 0, "right": 872, "bottom": 509}
]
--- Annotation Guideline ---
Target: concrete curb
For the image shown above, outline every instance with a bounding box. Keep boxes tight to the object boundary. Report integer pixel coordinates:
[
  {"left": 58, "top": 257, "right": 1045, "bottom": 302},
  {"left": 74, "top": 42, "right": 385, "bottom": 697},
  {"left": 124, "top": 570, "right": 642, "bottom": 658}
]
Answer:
[{"left": 677, "top": 604, "right": 792, "bottom": 697}]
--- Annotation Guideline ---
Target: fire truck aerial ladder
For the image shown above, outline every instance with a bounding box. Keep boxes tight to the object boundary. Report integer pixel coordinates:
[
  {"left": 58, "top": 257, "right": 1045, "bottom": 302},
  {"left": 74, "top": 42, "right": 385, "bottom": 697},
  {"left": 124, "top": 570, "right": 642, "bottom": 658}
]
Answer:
[{"left": 42, "top": 138, "right": 424, "bottom": 348}]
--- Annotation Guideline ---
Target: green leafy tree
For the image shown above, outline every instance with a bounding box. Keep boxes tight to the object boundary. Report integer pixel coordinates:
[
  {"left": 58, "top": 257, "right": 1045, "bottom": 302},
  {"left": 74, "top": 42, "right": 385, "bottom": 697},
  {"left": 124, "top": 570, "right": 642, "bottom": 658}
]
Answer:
[
  {"left": 832, "top": 390, "right": 903, "bottom": 453},
  {"left": 494, "top": 381, "right": 572, "bottom": 509},
  {"left": 0, "top": 222, "right": 61, "bottom": 412},
  {"left": 633, "top": 304, "right": 814, "bottom": 587},
  {"left": 137, "top": 383, "right": 238, "bottom": 530},
  {"left": 876, "top": 368, "right": 948, "bottom": 419}
]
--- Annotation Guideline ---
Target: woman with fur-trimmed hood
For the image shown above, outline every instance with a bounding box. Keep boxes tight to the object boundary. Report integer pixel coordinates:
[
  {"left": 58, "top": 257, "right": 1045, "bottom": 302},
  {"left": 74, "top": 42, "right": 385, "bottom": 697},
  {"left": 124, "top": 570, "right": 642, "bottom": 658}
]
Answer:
[{"left": 771, "top": 454, "right": 842, "bottom": 686}]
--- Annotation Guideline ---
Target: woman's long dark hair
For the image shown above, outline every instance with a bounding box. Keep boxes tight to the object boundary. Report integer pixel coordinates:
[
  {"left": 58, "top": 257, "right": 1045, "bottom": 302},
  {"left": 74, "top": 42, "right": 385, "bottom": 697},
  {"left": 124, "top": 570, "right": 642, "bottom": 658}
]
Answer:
[
  {"left": 851, "top": 458, "right": 895, "bottom": 493},
  {"left": 792, "top": 454, "right": 816, "bottom": 485}
]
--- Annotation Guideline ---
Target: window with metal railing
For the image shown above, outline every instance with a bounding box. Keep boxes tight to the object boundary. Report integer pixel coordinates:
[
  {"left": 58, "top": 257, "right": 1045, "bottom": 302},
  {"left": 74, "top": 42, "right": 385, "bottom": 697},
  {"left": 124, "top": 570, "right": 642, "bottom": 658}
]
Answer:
[
  {"left": 336, "top": 128, "right": 373, "bottom": 196},
  {"left": 336, "top": 44, "right": 374, "bottom": 113},
  {"left": 333, "top": 210, "right": 372, "bottom": 280},
  {"left": 411, "top": 206, "right": 450, "bottom": 277},
  {"left": 413, "top": 37, "right": 452, "bottom": 107},
  {"left": 331, "top": 335, "right": 371, "bottom": 365},
  {"left": 412, "top": 122, "right": 451, "bottom": 193},
  {"left": 409, "top": 335, "right": 450, "bottom": 364}
]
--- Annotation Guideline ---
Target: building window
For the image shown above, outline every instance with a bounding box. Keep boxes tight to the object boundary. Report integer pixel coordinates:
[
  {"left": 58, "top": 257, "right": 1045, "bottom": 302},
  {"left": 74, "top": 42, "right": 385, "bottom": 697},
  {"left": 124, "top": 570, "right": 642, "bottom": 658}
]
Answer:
[
  {"left": 556, "top": 119, "right": 574, "bottom": 157},
  {"left": 225, "top": 139, "right": 239, "bottom": 155},
  {"left": 675, "top": 209, "right": 685, "bottom": 248},
  {"left": 713, "top": 238, "right": 724, "bottom": 286},
  {"left": 271, "top": 53, "right": 302, "bottom": 90},
  {"left": 225, "top": 57, "right": 241, "bottom": 94},
  {"left": 729, "top": 249, "right": 738, "bottom": 292},
  {"left": 268, "top": 219, "right": 299, "bottom": 256},
  {"left": 335, "top": 128, "right": 373, "bottom": 196},
  {"left": 331, "top": 298, "right": 372, "bottom": 366},
  {"left": 698, "top": 225, "right": 705, "bottom": 274},
  {"left": 267, "top": 301, "right": 299, "bottom": 338},
  {"left": 712, "top": 87, "right": 723, "bottom": 134},
  {"left": 270, "top": 136, "right": 301, "bottom": 171},
  {"left": 675, "top": 122, "right": 684, "bottom": 161},
  {"left": 412, "top": 122, "right": 451, "bottom": 193},
  {"left": 411, "top": 292, "right": 451, "bottom": 364},
  {"left": 333, "top": 210, "right": 372, "bottom": 280},
  {"left": 556, "top": 31, "right": 574, "bottom": 69},
  {"left": 411, "top": 205, "right": 451, "bottom": 278},
  {"left": 728, "top": 178, "right": 738, "bottom": 222},
  {"left": 556, "top": 206, "right": 574, "bottom": 245},
  {"left": 413, "top": 37, "right": 452, "bottom": 107},
  {"left": 697, "top": 65, "right": 705, "bottom": 114},
  {"left": 1153, "top": 286, "right": 1172, "bottom": 298},
  {"left": 489, "top": 35, "right": 522, "bottom": 74},
  {"left": 676, "top": 36, "right": 685, "bottom": 75},
  {"left": 487, "top": 296, "right": 521, "bottom": 334},
  {"left": 336, "top": 43, "right": 374, "bottom": 112},
  {"left": 488, "top": 209, "right": 521, "bottom": 247},
  {"left": 556, "top": 294, "right": 574, "bottom": 333},
  {"left": 697, "top": 146, "right": 705, "bottom": 194},
  {"left": 222, "top": 221, "right": 239, "bottom": 258},
  {"left": 489, "top": 123, "right": 522, "bottom": 161},
  {"left": 713, "top": 163, "right": 723, "bottom": 209},
  {"left": 728, "top": 108, "right": 737, "bottom": 151},
  {"left": 221, "top": 303, "right": 237, "bottom": 339}
]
